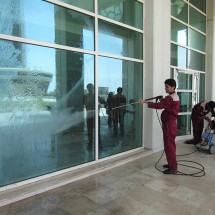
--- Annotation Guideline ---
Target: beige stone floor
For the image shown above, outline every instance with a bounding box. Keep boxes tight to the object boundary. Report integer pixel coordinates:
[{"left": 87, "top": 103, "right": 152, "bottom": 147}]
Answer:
[{"left": 0, "top": 142, "right": 214, "bottom": 215}]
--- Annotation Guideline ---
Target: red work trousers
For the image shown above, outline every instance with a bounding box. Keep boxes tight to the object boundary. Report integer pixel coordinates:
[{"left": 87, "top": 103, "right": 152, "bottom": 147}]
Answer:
[{"left": 162, "top": 121, "right": 177, "bottom": 171}]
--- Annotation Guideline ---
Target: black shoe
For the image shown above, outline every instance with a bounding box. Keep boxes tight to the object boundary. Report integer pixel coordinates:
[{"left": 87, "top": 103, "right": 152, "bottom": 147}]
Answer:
[
  {"left": 163, "top": 168, "right": 177, "bottom": 174},
  {"left": 163, "top": 164, "right": 169, "bottom": 168},
  {"left": 184, "top": 139, "right": 194, "bottom": 144},
  {"left": 184, "top": 139, "right": 201, "bottom": 145}
]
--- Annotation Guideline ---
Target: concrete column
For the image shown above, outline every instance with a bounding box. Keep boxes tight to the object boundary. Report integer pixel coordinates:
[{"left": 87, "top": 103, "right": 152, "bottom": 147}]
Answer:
[
  {"left": 206, "top": 0, "right": 215, "bottom": 101},
  {"left": 144, "top": 0, "right": 170, "bottom": 151}
]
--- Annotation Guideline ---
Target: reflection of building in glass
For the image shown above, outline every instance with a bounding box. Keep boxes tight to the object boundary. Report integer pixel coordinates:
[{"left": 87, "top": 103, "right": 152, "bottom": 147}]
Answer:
[
  {"left": 0, "top": 2, "right": 53, "bottom": 98},
  {"left": 0, "top": 1, "right": 25, "bottom": 68},
  {"left": 0, "top": 68, "right": 53, "bottom": 97}
]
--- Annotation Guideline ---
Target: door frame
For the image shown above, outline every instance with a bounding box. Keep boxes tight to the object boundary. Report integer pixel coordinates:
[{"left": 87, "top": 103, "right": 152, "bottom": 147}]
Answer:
[{"left": 173, "top": 67, "right": 201, "bottom": 141}]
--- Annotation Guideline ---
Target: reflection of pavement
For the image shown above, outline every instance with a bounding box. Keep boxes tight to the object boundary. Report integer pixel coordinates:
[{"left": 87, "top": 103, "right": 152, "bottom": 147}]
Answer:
[
  {"left": 0, "top": 112, "right": 140, "bottom": 187},
  {"left": 99, "top": 116, "right": 141, "bottom": 158}
]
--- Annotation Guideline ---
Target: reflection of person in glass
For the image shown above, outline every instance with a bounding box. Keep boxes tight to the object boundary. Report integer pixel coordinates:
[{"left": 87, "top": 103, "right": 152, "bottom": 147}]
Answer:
[
  {"left": 126, "top": 99, "right": 137, "bottom": 137},
  {"left": 111, "top": 87, "right": 126, "bottom": 137},
  {"left": 105, "top": 92, "right": 114, "bottom": 128},
  {"left": 185, "top": 100, "right": 215, "bottom": 145},
  {"left": 83, "top": 83, "right": 105, "bottom": 150}
]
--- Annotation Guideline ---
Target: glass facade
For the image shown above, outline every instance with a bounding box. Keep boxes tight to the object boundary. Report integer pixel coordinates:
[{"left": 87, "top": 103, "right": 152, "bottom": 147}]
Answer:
[
  {"left": 98, "top": 0, "right": 143, "bottom": 30},
  {"left": 190, "top": 0, "right": 206, "bottom": 13},
  {"left": 0, "top": 39, "right": 95, "bottom": 185},
  {"left": 199, "top": 73, "right": 205, "bottom": 102},
  {"left": 188, "top": 28, "right": 205, "bottom": 52},
  {"left": 188, "top": 49, "right": 205, "bottom": 71},
  {"left": 177, "top": 115, "right": 191, "bottom": 136},
  {"left": 171, "top": 0, "right": 206, "bottom": 72},
  {"left": 171, "top": 19, "right": 187, "bottom": 46},
  {"left": 189, "top": 6, "right": 206, "bottom": 33},
  {"left": 98, "top": 57, "right": 143, "bottom": 158},
  {"left": 0, "top": 0, "right": 144, "bottom": 187},
  {"left": 0, "top": 0, "right": 95, "bottom": 50},
  {"left": 171, "top": 0, "right": 188, "bottom": 23},
  {"left": 177, "top": 73, "right": 192, "bottom": 90},
  {"left": 59, "top": 0, "right": 94, "bottom": 12},
  {"left": 98, "top": 20, "right": 143, "bottom": 59},
  {"left": 171, "top": 44, "right": 187, "bottom": 68},
  {"left": 171, "top": 0, "right": 207, "bottom": 136}
]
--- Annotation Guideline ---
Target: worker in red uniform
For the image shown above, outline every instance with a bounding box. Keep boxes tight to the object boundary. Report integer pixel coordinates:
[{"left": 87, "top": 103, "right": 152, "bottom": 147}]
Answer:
[
  {"left": 139, "top": 79, "right": 180, "bottom": 174},
  {"left": 185, "top": 100, "right": 215, "bottom": 145}
]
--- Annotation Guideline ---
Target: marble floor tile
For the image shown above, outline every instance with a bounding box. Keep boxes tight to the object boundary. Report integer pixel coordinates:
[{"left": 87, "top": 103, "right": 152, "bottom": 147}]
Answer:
[
  {"left": 168, "top": 185, "right": 208, "bottom": 207},
  {"left": 144, "top": 178, "right": 178, "bottom": 193}
]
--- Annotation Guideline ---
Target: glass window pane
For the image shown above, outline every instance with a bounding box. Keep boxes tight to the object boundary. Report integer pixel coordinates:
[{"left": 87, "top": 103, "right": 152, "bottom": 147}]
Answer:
[
  {"left": 189, "top": 6, "right": 206, "bottom": 33},
  {"left": 178, "top": 92, "right": 192, "bottom": 112},
  {"left": 98, "top": 0, "right": 143, "bottom": 30},
  {"left": 171, "top": 19, "right": 187, "bottom": 46},
  {"left": 170, "top": 68, "right": 174, "bottom": 78},
  {"left": 0, "top": 0, "right": 94, "bottom": 50},
  {"left": 177, "top": 115, "right": 191, "bottom": 136},
  {"left": 98, "top": 20, "right": 143, "bottom": 59},
  {"left": 0, "top": 39, "right": 95, "bottom": 187},
  {"left": 199, "top": 73, "right": 205, "bottom": 101},
  {"left": 190, "top": 0, "right": 206, "bottom": 13},
  {"left": 188, "top": 50, "right": 205, "bottom": 71},
  {"left": 171, "top": 0, "right": 188, "bottom": 23},
  {"left": 177, "top": 73, "right": 192, "bottom": 90},
  {"left": 189, "top": 28, "right": 205, "bottom": 52},
  {"left": 171, "top": 44, "right": 187, "bottom": 69},
  {"left": 59, "top": 0, "right": 94, "bottom": 12},
  {"left": 98, "top": 56, "right": 143, "bottom": 158}
]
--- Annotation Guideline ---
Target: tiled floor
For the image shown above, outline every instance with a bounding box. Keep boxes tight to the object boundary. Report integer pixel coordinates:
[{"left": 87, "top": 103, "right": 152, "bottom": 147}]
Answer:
[{"left": 0, "top": 142, "right": 214, "bottom": 215}]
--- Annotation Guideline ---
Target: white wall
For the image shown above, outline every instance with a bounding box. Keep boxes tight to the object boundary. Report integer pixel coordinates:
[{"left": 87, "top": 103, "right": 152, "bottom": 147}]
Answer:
[{"left": 144, "top": 0, "right": 171, "bottom": 151}]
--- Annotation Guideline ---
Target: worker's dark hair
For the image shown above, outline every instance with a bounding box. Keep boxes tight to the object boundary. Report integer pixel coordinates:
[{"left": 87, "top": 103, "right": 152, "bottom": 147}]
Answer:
[
  {"left": 207, "top": 101, "right": 215, "bottom": 109},
  {"left": 164, "top": 79, "right": 176, "bottom": 89}
]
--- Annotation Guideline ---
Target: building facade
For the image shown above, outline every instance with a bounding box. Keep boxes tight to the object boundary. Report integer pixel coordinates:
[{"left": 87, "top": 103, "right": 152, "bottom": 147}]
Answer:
[{"left": 0, "top": 0, "right": 214, "bottom": 192}]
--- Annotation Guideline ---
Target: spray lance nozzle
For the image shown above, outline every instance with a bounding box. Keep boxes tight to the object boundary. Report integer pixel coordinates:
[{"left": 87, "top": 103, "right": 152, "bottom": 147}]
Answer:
[{"left": 145, "top": 95, "right": 163, "bottom": 101}]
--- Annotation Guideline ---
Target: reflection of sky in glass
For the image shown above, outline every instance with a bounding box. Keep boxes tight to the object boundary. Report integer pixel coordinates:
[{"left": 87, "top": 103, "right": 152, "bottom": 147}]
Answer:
[
  {"left": 24, "top": 2, "right": 55, "bottom": 92},
  {"left": 24, "top": 1, "right": 55, "bottom": 42},
  {"left": 99, "top": 33, "right": 123, "bottom": 56},
  {"left": 178, "top": 30, "right": 187, "bottom": 69},
  {"left": 84, "top": 54, "right": 94, "bottom": 87},
  {"left": 23, "top": 1, "right": 97, "bottom": 93},
  {"left": 98, "top": 57, "right": 122, "bottom": 93},
  {"left": 178, "top": 30, "right": 187, "bottom": 46},
  {"left": 178, "top": 46, "right": 186, "bottom": 68},
  {"left": 22, "top": 1, "right": 123, "bottom": 93}
]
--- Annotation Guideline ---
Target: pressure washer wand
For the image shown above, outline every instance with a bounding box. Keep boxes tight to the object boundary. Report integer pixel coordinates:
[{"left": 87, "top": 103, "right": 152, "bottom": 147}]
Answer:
[{"left": 112, "top": 101, "right": 140, "bottom": 110}]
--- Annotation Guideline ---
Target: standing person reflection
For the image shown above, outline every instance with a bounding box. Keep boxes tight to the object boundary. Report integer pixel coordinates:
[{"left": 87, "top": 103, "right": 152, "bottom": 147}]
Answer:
[
  {"left": 105, "top": 92, "right": 114, "bottom": 128},
  {"left": 83, "top": 83, "right": 105, "bottom": 150},
  {"left": 112, "top": 87, "right": 126, "bottom": 137}
]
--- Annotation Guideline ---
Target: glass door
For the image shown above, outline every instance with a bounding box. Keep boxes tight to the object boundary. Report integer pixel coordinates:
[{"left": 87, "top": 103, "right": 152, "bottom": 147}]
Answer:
[{"left": 173, "top": 68, "right": 200, "bottom": 140}]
